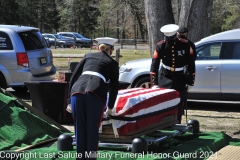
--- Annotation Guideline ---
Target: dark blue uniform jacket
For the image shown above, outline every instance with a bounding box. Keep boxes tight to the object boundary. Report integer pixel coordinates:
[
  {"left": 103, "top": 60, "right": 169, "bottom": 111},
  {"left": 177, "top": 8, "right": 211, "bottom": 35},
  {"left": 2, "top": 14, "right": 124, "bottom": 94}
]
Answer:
[
  {"left": 150, "top": 38, "right": 196, "bottom": 91},
  {"left": 68, "top": 51, "right": 119, "bottom": 109}
]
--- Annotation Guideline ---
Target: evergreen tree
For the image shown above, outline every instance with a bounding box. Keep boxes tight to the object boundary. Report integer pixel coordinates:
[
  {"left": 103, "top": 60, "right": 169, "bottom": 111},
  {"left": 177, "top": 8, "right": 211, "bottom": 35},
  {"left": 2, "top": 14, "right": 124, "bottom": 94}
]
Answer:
[
  {"left": 0, "top": 0, "right": 19, "bottom": 24},
  {"left": 58, "top": 0, "right": 99, "bottom": 37}
]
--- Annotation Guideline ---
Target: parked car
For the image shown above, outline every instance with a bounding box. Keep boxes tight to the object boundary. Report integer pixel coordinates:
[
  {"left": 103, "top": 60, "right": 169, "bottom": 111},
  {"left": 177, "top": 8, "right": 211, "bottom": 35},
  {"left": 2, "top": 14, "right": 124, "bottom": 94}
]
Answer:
[
  {"left": 57, "top": 32, "right": 93, "bottom": 48},
  {"left": 44, "top": 37, "right": 52, "bottom": 48},
  {"left": 0, "top": 25, "right": 56, "bottom": 92},
  {"left": 42, "top": 33, "right": 74, "bottom": 48},
  {"left": 119, "top": 29, "right": 240, "bottom": 103}
]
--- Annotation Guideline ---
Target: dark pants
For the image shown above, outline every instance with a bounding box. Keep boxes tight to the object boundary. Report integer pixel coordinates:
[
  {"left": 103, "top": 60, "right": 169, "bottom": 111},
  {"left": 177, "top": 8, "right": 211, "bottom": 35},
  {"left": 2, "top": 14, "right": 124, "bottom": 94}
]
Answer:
[
  {"left": 71, "top": 92, "right": 105, "bottom": 160},
  {"left": 158, "top": 70, "right": 187, "bottom": 123},
  {"left": 177, "top": 89, "right": 187, "bottom": 124}
]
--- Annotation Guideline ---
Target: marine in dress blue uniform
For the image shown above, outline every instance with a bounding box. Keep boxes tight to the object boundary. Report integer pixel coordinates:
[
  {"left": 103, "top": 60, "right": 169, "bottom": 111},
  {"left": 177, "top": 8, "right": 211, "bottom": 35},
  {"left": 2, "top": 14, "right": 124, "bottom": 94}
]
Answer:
[
  {"left": 177, "top": 27, "right": 197, "bottom": 114},
  {"left": 150, "top": 24, "right": 196, "bottom": 123},
  {"left": 68, "top": 37, "right": 119, "bottom": 159}
]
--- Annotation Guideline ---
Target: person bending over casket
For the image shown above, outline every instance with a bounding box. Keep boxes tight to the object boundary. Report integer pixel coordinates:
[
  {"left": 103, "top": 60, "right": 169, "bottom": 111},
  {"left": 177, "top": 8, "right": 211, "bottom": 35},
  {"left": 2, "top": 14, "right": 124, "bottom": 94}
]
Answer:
[{"left": 67, "top": 37, "right": 119, "bottom": 160}]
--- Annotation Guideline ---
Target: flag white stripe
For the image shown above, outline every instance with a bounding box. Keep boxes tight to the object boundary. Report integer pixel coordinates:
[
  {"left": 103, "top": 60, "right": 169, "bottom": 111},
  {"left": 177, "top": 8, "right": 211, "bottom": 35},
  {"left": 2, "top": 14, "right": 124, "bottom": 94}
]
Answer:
[{"left": 113, "top": 89, "right": 177, "bottom": 115}]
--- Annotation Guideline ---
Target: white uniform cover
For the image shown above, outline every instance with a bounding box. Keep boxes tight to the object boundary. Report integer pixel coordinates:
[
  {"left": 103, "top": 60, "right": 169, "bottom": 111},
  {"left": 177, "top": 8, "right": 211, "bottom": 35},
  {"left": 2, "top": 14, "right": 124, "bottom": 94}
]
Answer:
[{"left": 103, "top": 88, "right": 180, "bottom": 137}]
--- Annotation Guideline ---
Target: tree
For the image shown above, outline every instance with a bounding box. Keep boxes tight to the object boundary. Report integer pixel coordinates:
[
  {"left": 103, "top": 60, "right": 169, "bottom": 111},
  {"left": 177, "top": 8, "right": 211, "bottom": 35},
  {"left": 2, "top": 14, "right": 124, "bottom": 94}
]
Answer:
[
  {"left": 115, "top": 0, "right": 146, "bottom": 39},
  {"left": 178, "top": 0, "right": 213, "bottom": 43},
  {"left": 211, "top": 0, "right": 228, "bottom": 34},
  {"left": 38, "top": 0, "right": 60, "bottom": 33},
  {"left": 1, "top": 0, "right": 238, "bottom": 43},
  {"left": 96, "top": 0, "right": 147, "bottom": 40},
  {"left": 212, "top": 0, "right": 240, "bottom": 34},
  {"left": 97, "top": 0, "right": 134, "bottom": 38},
  {"left": 97, "top": 0, "right": 115, "bottom": 37},
  {"left": 0, "top": 0, "right": 19, "bottom": 24},
  {"left": 144, "top": 0, "right": 174, "bottom": 55},
  {"left": 58, "top": 0, "right": 99, "bottom": 37},
  {"left": 145, "top": 0, "right": 214, "bottom": 55}
]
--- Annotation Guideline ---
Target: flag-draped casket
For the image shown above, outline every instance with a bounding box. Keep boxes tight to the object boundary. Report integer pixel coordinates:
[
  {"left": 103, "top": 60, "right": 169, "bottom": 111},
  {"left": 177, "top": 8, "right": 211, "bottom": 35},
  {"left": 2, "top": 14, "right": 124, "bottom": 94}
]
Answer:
[{"left": 99, "top": 88, "right": 180, "bottom": 139}]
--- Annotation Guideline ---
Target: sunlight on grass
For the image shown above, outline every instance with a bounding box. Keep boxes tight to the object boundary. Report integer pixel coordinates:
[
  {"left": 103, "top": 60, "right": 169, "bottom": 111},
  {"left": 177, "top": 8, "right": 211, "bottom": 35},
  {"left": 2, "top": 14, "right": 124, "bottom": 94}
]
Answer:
[
  {"left": 118, "top": 49, "right": 151, "bottom": 65},
  {"left": 53, "top": 58, "right": 81, "bottom": 71},
  {"left": 52, "top": 48, "right": 152, "bottom": 71}
]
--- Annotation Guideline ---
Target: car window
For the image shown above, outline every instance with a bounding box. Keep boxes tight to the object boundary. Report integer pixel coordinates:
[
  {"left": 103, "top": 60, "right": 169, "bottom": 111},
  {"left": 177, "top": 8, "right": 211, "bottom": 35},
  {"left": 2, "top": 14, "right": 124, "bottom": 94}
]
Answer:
[
  {"left": 74, "top": 33, "right": 84, "bottom": 38},
  {"left": 67, "top": 34, "right": 74, "bottom": 38},
  {"left": 19, "top": 31, "right": 46, "bottom": 50},
  {"left": 18, "top": 31, "right": 46, "bottom": 51},
  {"left": 196, "top": 43, "right": 221, "bottom": 60},
  {"left": 0, "top": 31, "right": 13, "bottom": 50},
  {"left": 223, "top": 42, "right": 240, "bottom": 59},
  {"left": 54, "top": 34, "right": 62, "bottom": 39}
]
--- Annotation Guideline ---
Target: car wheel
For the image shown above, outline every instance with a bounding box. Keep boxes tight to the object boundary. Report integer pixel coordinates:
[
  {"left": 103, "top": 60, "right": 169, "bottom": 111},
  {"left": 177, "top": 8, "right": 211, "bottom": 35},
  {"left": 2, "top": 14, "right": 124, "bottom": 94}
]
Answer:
[
  {"left": 12, "top": 86, "right": 28, "bottom": 92},
  {"left": 0, "top": 73, "right": 7, "bottom": 89},
  {"left": 134, "top": 77, "right": 151, "bottom": 88}
]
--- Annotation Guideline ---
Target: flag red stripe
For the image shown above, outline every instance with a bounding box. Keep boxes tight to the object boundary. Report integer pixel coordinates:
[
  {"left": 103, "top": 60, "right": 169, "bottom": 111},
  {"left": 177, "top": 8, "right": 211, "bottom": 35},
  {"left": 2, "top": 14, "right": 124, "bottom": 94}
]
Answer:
[
  {"left": 116, "top": 108, "right": 178, "bottom": 136},
  {"left": 116, "top": 88, "right": 167, "bottom": 113},
  {"left": 117, "top": 90, "right": 179, "bottom": 116}
]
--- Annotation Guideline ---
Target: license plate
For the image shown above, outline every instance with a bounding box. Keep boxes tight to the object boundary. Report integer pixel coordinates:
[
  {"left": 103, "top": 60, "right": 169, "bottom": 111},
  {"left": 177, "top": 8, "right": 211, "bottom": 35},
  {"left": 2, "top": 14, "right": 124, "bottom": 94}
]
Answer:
[{"left": 40, "top": 57, "right": 47, "bottom": 65}]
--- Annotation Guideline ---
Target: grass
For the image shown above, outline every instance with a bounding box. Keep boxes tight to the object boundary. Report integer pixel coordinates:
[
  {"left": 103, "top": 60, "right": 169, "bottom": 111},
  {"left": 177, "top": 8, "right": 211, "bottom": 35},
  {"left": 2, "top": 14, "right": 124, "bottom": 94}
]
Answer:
[
  {"left": 186, "top": 109, "right": 240, "bottom": 138},
  {"left": 51, "top": 48, "right": 152, "bottom": 72}
]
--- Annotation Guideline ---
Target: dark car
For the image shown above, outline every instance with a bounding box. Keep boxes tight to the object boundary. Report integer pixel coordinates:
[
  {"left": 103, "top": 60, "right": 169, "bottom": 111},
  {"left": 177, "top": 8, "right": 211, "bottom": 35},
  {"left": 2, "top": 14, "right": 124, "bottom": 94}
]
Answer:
[
  {"left": 57, "top": 32, "right": 93, "bottom": 48},
  {"left": 42, "top": 33, "right": 74, "bottom": 48}
]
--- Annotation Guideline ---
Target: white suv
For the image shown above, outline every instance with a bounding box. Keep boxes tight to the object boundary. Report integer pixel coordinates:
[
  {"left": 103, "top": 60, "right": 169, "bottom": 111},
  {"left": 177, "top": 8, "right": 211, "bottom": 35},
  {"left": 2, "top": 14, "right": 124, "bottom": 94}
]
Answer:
[{"left": 0, "top": 25, "right": 56, "bottom": 92}]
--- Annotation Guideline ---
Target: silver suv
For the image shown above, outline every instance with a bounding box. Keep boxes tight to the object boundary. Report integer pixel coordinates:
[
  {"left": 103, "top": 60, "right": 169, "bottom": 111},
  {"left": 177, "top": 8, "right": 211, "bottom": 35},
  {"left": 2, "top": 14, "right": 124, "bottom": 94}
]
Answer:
[
  {"left": 119, "top": 29, "right": 240, "bottom": 103},
  {"left": 0, "top": 25, "right": 56, "bottom": 92}
]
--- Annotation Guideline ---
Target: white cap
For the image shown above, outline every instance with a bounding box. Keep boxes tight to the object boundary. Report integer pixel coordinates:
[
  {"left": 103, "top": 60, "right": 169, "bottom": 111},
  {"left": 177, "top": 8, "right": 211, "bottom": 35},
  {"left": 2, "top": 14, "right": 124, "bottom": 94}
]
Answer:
[
  {"left": 95, "top": 37, "right": 118, "bottom": 46},
  {"left": 160, "top": 24, "right": 179, "bottom": 37}
]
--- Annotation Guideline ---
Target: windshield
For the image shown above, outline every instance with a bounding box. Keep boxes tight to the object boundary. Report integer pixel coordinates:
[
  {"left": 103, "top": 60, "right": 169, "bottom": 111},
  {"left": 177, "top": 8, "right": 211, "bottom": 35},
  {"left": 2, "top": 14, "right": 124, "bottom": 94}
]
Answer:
[
  {"left": 19, "top": 31, "right": 46, "bottom": 50},
  {"left": 73, "top": 33, "right": 84, "bottom": 38},
  {"left": 54, "top": 34, "right": 63, "bottom": 39}
]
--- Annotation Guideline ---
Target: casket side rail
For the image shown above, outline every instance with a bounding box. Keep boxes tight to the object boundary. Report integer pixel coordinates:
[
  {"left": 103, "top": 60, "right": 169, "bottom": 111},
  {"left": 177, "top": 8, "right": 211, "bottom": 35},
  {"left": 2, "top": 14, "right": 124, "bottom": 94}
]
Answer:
[{"left": 99, "top": 107, "right": 179, "bottom": 143}]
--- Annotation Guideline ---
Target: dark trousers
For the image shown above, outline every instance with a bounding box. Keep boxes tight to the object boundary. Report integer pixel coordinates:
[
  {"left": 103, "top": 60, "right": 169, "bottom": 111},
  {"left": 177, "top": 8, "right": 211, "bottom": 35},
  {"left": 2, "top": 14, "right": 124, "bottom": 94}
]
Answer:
[
  {"left": 177, "top": 89, "right": 187, "bottom": 124},
  {"left": 158, "top": 70, "right": 188, "bottom": 123},
  {"left": 71, "top": 92, "right": 105, "bottom": 160}
]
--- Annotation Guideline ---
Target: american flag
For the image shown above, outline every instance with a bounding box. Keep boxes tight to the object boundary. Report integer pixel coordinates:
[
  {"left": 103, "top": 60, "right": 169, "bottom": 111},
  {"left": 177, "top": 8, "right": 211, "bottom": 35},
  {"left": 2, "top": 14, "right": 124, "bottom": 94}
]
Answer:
[{"left": 107, "top": 88, "right": 180, "bottom": 137}]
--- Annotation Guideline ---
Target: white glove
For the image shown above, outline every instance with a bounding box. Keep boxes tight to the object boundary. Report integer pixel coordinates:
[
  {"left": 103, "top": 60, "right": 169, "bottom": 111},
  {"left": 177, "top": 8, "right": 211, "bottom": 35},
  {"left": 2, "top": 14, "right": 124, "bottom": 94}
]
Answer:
[
  {"left": 187, "top": 85, "right": 192, "bottom": 92},
  {"left": 151, "top": 85, "right": 159, "bottom": 89},
  {"left": 66, "top": 104, "right": 72, "bottom": 113},
  {"left": 105, "top": 108, "right": 113, "bottom": 116}
]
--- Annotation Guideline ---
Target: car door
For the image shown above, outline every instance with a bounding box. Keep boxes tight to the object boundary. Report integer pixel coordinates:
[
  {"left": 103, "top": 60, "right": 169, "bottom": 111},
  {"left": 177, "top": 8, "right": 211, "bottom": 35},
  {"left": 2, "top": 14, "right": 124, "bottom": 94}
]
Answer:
[
  {"left": 189, "top": 42, "right": 222, "bottom": 100},
  {"left": 221, "top": 42, "right": 240, "bottom": 101}
]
